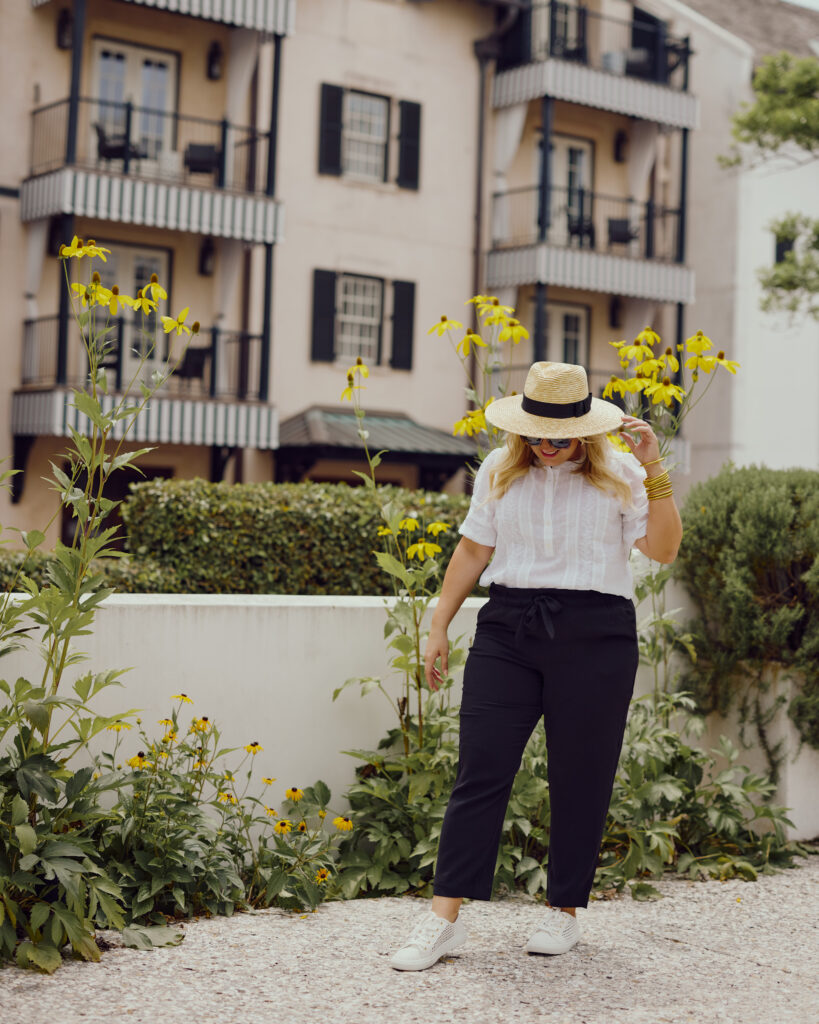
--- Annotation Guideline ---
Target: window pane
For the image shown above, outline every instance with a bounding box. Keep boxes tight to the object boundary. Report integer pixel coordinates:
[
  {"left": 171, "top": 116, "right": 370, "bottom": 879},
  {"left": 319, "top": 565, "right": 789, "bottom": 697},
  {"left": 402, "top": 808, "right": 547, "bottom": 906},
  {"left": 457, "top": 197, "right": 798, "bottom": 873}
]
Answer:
[
  {"left": 342, "top": 92, "right": 389, "bottom": 182},
  {"left": 140, "top": 59, "right": 169, "bottom": 159},
  {"left": 98, "top": 50, "right": 126, "bottom": 133},
  {"left": 336, "top": 275, "right": 382, "bottom": 362}
]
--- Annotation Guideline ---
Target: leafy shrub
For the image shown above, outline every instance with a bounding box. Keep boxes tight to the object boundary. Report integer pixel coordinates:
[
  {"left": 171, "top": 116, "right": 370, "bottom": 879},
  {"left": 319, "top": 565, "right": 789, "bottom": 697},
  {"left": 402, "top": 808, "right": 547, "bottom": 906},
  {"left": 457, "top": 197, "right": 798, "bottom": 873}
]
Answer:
[
  {"left": 675, "top": 465, "right": 819, "bottom": 754},
  {"left": 335, "top": 689, "right": 808, "bottom": 901},
  {"left": 121, "top": 478, "right": 473, "bottom": 595},
  {"left": 0, "top": 548, "right": 180, "bottom": 596}
]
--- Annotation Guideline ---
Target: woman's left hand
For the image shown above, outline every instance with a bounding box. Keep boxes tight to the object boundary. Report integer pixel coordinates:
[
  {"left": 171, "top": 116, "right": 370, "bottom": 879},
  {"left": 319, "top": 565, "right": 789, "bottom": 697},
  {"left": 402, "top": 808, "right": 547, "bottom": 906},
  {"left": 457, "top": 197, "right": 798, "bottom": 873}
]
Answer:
[{"left": 619, "top": 415, "right": 661, "bottom": 467}]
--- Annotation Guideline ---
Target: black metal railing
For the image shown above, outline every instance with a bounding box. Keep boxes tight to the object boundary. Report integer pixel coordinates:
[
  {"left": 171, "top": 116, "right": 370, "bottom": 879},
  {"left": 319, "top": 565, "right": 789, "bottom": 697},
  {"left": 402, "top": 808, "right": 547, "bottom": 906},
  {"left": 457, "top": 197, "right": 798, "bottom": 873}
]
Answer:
[
  {"left": 29, "top": 97, "right": 271, "bottom": 194},
  {"left": 21, "top": 315, "right": 263, "bottom": 402},
  {"left": 491, "top": 184, "right": 681, "bottom": 263},
  {"left": 497, "top": 1, "right": 690, "bottom": 91}
]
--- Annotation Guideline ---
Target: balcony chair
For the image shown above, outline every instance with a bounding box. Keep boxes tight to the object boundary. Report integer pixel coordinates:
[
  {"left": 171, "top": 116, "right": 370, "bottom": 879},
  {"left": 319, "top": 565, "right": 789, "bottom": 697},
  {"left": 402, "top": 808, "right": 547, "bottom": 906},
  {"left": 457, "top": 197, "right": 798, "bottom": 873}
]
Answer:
[
  {"left": 607, "top": 218, "right": 640, "bottom": 249},
  {"left": 93, "top": 123, "right": 148, "bottom": 165},
  {"left": 175, "top": 346, "right": 211, "bottom": 392},
  {"left": 567, "top": 211, "right": 595, "bottom": 249},
  {"left": 184, "top": 143, "right": 222, "bottom": 176}
]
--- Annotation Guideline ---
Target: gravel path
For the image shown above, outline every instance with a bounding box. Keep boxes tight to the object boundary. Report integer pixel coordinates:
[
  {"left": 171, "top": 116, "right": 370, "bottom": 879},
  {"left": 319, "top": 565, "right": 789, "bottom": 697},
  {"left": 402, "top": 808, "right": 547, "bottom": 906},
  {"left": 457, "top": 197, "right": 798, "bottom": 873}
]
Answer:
[{"left": 3, "top": 850, "right": 818, "bottom": 1024}]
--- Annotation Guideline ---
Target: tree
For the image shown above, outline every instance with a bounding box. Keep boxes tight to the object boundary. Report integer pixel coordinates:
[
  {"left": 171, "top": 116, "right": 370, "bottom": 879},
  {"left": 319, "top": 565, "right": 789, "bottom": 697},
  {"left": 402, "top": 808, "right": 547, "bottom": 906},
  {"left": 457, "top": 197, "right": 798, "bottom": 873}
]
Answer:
[{"left": 722, "top": 51, "right": 819, "bottom": 320}]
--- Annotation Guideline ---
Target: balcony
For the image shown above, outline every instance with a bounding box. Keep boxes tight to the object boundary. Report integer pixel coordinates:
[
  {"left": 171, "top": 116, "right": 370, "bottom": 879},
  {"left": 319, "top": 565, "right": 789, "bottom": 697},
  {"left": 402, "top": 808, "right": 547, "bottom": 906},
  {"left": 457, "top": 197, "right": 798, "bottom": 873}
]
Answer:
[
  {"left": 487, "top": 184, "right": 694, "bottom": 304},
  {"left": 20, "top": 98, "right": 283, "bottom": 243},
  {"left": 493, "top": 1, "right": 698, "bottom": 130},
  {"left": 14, "top": 315, "right": 277, "bottom": 451},
  {"left": 31, "top": 0, "right": 296, "bottom": 34}
]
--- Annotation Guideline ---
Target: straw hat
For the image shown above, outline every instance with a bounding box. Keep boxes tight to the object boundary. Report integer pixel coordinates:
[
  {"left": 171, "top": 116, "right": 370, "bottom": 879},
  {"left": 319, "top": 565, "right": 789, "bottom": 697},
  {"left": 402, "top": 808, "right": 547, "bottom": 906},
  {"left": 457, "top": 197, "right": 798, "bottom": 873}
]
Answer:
[{"left": 485, "top": 362, "right": 624, "bottom": 439}]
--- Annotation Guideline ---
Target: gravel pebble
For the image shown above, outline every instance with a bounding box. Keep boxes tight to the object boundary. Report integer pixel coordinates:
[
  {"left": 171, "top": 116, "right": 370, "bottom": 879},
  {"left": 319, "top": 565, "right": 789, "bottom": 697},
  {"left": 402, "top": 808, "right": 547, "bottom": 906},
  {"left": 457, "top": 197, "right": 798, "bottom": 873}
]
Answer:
[{"left": 2, "top": 850, "right": 818, "bottom": 1024}]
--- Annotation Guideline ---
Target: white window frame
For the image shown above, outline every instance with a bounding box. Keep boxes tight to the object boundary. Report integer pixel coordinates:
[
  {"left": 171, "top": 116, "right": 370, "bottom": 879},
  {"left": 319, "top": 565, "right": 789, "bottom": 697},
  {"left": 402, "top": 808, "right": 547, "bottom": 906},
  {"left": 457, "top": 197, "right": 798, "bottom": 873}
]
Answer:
[
  {"left": 341, "top": 90, "right": 390, "bottom": 184},
  {"left": 335, "top": 274, "right": 385, "bottom": 364}
]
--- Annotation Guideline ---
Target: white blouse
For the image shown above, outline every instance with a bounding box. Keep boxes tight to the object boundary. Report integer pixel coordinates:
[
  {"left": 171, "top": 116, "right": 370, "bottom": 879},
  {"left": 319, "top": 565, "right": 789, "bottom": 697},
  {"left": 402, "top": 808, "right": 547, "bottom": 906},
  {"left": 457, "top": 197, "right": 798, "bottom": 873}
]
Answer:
[{"left": 458, "top": 445, "right": 650, "bottom": 598}]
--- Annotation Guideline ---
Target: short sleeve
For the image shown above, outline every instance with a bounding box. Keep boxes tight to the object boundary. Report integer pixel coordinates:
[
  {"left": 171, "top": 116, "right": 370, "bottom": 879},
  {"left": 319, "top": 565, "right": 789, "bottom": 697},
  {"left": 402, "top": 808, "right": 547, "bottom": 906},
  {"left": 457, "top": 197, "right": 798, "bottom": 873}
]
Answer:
[
  {"left": 458, "top": 448, "right": 501, "bottom": 548},
  {"left": 616, "top": 451, "right": 649, "bottom": 549}
]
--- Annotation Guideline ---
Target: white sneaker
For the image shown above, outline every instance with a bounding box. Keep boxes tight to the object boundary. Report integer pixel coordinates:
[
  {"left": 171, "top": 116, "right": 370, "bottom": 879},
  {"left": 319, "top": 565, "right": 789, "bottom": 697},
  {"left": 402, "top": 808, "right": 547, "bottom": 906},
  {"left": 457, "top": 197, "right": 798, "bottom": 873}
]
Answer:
[
  {"left": 525, "top": 906, "right": 580, "bottom": 955},
  {"left": 390, "top": 910, "right": 467, "bottom": 971}
]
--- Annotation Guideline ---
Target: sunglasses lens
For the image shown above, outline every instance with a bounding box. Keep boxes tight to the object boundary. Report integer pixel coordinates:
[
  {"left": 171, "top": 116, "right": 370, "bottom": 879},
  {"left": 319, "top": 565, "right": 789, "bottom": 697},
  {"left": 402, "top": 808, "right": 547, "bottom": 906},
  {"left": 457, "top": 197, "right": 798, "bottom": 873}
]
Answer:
[{"left": 522, "top": 436, "right": 573, "bottom": 448}]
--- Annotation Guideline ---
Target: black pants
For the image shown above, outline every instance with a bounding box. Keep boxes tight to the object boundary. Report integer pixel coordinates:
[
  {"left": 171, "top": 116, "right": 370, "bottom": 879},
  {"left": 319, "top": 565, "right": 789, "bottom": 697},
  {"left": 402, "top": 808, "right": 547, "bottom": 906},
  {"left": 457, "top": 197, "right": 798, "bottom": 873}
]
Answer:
[{"left": 433, "top": 584, "right": 638, "bottom": 908}]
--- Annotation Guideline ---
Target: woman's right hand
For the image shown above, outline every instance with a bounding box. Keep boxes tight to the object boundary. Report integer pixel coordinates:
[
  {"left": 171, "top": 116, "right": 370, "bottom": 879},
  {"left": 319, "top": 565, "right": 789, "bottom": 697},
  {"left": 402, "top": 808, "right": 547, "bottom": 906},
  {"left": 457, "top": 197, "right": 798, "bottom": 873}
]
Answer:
[{"left": 424, "top": 626, "right": 449, "bottom": 692}]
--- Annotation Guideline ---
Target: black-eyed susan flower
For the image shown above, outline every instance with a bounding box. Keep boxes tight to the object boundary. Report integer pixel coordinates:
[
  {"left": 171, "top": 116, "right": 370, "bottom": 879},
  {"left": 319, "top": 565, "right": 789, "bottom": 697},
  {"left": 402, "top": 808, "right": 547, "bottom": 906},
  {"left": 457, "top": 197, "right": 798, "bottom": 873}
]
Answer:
[
  {"left": 285, "top": 787, "right": 304, "bottom": 802},
  {"left": 427, "top": 315, "right": 463, "bottom": 337},
  {"left": 107, "top": 720, "right": 131, "bottom": 732},
  {"left": 262, "top": 776, "right": 276, "bottom": 785},
  {"left": 191, "top": 716, "right": 210, "bottom": 733},
  {"left": 407, "top": 541, "right": 442, "bottom": 562},
  {"left": 145, "top": 273, "right": 167, "bottom": 303},
  {"left": 297, "top": 821, "right": 308, "bottom": 833},
  {"left": 274, "top": 819, "right": 293, "bottom": 834},
  {"left": 644, "top": 377, "right": 686, "bottom": 407},
  {"left": 265, "top": 806, "right": 278, "bottom": 817},
  {"left": 498, "top": 319, "right": 529, "bottom": 344},
  {"left": 158, "top": 718, "right": 173, "bottom": 727},
  {"left": 426, "top": 522, "right": 450, "bottom": 537},
  {"left": 685, "top": 330, "right": 713, "bottom": 355},
  {"left": 127, "top": 752, "right": 149, "bottom": 770},
  {"left": 162, "top": 730, "right": 178, "bottom": 744},
  {"left": 398, "top": 517, "right": 419, "bottom": 533},
  {"left": 318, "top": 809, "right": 327, "bottom": 820},
  {"left": 455, "top": 330, "right": 487, "bottom": 357},
  {"left": 217, "top": 792, "right": 238, "bottom": 804},
  {"left": 161, "top": 307, "right": 191, "bottom": 336},
  {"left": 244, "top": 741, "right": 263, "bottom": 755},
  {"left": 172, "top": 693, "right": 193, "bottom": 704},
  {"left": 333, "top": 816, "right": 354, "bottom": 832},
  {"left": 315, "top": 867, "right": 330, "bottom": 884},
  {"left": 193, "top": 759, "right": 207, "bottom": 769}
]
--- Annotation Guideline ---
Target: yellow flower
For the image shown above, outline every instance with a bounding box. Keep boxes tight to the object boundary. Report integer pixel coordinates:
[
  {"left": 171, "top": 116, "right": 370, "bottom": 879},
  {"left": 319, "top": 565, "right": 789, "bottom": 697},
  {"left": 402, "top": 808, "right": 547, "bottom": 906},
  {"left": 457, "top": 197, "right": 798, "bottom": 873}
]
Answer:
[
  {"left": 315, "top": 867, "right": 330, "bottom": 884},
  {"left": 59, "top": 236, "right": 111, "bottom": 261},
  {"left": 348, "top": 357, "right": 369, "bottom": 378},
  {"left": 643, "top": 377, "right": 686, "bottom": 407},
  {"left": 172, "top": 693, "right": 193, "bottom": 704},
  {"left": 456, "top": 330, "right": 487, "bottom": 357},
  {"left": 162, "top": 730, "right": 178, "bottom": 744},
  {"left": 333, "top": 816, "right": 354, "bottom": 832},
  {"left": 617, "top": 342, "right": 654, "bottom": 363},
  {"left": 318, "top": 809, "right": 327, "bottom": 820},
  {"left": 477, "top": 297, "right": 515, "bottom": 317},
  {"left": 127, "top": 752, "right": 148, "bottom": 770},
  {"left": 217, "top": 792, "right": 238, "bottom": 804},
  {"left": 161, "top": 307, "right": 191, "bottom": 336},
  {"left": 132, "top": 288, "right": 157, "bottom": 315},
  {"left": 662, "top": 347, "right": 680, "bottom": 373},
  {"left": 157, "top": 751, "right": 169, "bottom": 760},
  {"left": 635, "top": 326, "right": 660, "bottom": 348},
  {"left": 262, "top": 777, "right": 276, "bottom": 785},
  {"left": 427, "top": 315, "right": 463, "bottom": 336},
  {"left": 244, "top": 741, "right": 263, "bottom": 755},
  {"left": 426, "top": 522, "right": 450, "bottom": 537},
  {"left": 191, "top": 716, "right": 210, "bottom": 733},
  {"left": 398, "top": 517, "right": 419, "bottom": 533},
  {"left": 193, "top": 760, "right": 207, "bottom": 769},
  {"left": 285, "top": 787, "right": 304, "bottom": 802},
  {"left": 274, "top": 819, "right": 293, "bottom": 834},
  {"left": 453, "top": 403, "right": 490, "bottom": 437},
  {"left": 377, "top": 526, "right": 393, "bottom": 536},
  {"left": 145, "top": 274, "right": 167, "bottom": 302},
  {"left": 635, "top": 358, "right": 664, "bottom": 377},
  {"left": 713, "top": 351, "right": 740, "bottom": 374},
  {"left": 265, "top": 806, "right": 278, "bottom": 817},
  {"left": 340, "top": 371, "right": 363, "bottom": 402},
  {"left": 685, "top": 330, "right": 713, "bottom": 355},
  {"left": 685, "top": 355, "right": 717, "bottom": 374},
  {"left": 465, "top": 294, "right": 490, "bottom": 307},
  {"left": 297, "top": 821, "right": 308, "bottom": 833},
  {"left": 106, "top": 286, "right": 135, "bottom": 317},
  {"left": 107, "top": 720, "right": 131, "bottom": 732},
  {"left": 407, "top": 541, "right": 442, "bottom": 562},
  {"left": 607, "top": 433, "right": 632, "bottom": 453},
  {"left": 71, "top": 280, "right": 110, "bottom": 308},
  {"left": 158, "top": 718, "right": 173, "bottom": 727},
  {"left": 498, "top": 319, "right": 529, "bottom": 344},
  {"left": 602, "top": 376, "right": 628, "bottom": 400}
]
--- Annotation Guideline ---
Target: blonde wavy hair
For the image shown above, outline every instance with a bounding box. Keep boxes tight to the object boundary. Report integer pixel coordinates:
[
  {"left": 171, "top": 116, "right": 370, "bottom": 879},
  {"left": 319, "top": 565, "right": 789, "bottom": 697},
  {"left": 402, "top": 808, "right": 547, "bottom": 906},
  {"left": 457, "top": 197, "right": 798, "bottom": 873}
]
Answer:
[{"left": 487, "top": 433, "right": 633, "bottom": 507}]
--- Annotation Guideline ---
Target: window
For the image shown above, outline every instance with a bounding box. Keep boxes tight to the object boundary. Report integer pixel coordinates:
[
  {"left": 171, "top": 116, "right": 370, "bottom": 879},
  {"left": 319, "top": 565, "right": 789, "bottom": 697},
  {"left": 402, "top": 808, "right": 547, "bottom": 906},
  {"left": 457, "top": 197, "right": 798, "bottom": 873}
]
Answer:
[
  {"left": 319, "top": 84, "right": 421, "bottom": 190},
  {"left": 311, "top": 271, "right": 415, "bottom": 370}
]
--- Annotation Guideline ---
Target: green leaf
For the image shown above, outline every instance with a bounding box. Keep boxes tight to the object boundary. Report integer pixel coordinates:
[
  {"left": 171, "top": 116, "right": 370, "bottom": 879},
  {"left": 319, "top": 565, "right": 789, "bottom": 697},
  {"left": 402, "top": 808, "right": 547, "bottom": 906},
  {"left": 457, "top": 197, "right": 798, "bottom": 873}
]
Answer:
[
  {"left": 71, "top": 391, "right": 107, "bottom": 429},
  {"left": 15, "top": 824, "right": 38, "bottom": 856},
  {"left": 16, "top": 940, "right": 63, "bottom": 974},
  {"left": 11, "top": 794, "right": 29, "bottom": 826},
  {"left": 121, "top": 925, "right": 184, "bottom": 950},
  {"left": 29, "top": 902, "right": 51, "bottom": 934},
  {"left": 22, "top": 530, "right": 46, "bottom": 551},
  {"left": 22, "top": 700, "right": 50, "bottom": 735},
  {"left": 629, "top": 881, "right": 664, "bottom": 901}
]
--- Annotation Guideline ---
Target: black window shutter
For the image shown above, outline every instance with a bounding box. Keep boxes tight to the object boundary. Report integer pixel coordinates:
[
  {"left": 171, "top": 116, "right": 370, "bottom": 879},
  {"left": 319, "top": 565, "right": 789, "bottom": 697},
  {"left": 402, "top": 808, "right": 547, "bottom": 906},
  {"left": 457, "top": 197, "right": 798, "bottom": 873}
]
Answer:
[
  {"left": 397, "top": 101, "right": 421, "bottom": 191},
  {"left": 391, "top": 281, "right": 415, "bottom": 370},
  {"left": 318, "top": 84, "right": 343, "bottom": 176},
  {"left": 311, "top": 270, "right": 337, "bottom": 362}
]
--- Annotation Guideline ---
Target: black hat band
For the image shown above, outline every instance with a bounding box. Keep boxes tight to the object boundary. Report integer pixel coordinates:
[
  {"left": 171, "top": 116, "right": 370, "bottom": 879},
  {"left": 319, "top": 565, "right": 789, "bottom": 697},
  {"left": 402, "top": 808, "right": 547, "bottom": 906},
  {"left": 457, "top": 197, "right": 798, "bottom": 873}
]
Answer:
[{"left": 521, "top": 393, "right": 592, "bottom": 418}]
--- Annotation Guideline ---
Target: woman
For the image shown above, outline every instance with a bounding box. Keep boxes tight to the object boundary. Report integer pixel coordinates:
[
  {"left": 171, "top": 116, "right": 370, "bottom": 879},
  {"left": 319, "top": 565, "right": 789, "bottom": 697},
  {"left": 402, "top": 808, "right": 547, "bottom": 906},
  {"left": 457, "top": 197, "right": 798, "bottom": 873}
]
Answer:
[{"left": 390, "top": 361, "right": 682, "bottom": 972}]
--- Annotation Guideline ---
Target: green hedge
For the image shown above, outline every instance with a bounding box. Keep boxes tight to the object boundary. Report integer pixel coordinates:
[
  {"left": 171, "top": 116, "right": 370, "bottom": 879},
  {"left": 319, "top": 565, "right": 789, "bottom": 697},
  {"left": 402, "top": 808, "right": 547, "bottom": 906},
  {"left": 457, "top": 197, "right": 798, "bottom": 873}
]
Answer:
[
  {"left": 121, "top": 478, "right": 473, "bottom": 595},
  {"left": 676, "top": 464, "right": 819, "bottom": 749},
  {"left": 0, "top": 547, "right": 180, "bottom": 595}
]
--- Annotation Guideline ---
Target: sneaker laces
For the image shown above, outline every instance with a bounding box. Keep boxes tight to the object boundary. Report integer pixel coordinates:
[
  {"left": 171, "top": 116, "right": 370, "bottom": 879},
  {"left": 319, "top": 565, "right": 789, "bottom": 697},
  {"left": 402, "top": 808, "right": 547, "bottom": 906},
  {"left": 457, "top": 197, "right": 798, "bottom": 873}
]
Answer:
[
  {"left": 404, "top": 912, "right": 455, "bottom": 953},
  {"left": 534, "top": 907, "right": 575, "bottom": 937}
]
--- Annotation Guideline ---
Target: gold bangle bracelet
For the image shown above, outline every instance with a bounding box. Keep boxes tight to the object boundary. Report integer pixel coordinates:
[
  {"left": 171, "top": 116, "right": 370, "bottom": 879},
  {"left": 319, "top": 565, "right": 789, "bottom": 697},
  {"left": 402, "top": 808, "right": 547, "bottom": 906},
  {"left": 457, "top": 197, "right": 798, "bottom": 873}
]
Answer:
[
  {"left": 647, "top": 490, "right": 674, "bottom": 501},
  {"left": 641, "top": 457, "right": 666, "bottom": 468},
  {"left": 644, "top": 475, "right": 671, "bottom": 493}
]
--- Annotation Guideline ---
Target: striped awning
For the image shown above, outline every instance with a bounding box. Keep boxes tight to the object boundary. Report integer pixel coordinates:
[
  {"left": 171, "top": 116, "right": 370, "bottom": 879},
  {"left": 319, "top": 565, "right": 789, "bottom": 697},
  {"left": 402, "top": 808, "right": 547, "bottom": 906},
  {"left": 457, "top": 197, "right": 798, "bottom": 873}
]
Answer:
[
  {"left": 12, "top": 388, "right": 279, "bottom": 450},
  {"left": 493, "top": 59, "right": 699, "bottom": 130},
  {"left": 31, "top": 0, "right": 296, "bottom": 34},
  {"left": 487, "top": 245, "right": 695, "bottom": 304},
  {"left": 20, "top": 169, "right": 283, "bottom": 244}
]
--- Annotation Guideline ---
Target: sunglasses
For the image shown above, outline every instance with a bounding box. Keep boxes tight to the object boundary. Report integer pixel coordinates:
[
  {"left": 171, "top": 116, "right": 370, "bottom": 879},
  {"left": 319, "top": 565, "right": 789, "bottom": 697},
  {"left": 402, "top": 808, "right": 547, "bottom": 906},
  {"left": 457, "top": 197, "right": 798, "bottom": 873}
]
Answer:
[{"left": 521, "top": 436, "right": 574, "bottom": 449}]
